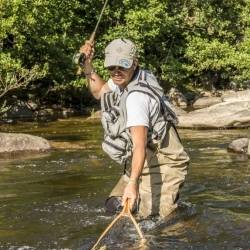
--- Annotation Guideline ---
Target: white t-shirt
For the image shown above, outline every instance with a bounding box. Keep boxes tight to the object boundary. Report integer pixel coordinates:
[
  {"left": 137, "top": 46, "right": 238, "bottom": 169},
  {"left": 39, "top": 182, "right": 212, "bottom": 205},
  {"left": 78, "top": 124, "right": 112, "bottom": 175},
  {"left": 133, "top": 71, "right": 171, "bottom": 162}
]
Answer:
[{"left": 107, "top": 79, "right": 158, "bottom": 128}]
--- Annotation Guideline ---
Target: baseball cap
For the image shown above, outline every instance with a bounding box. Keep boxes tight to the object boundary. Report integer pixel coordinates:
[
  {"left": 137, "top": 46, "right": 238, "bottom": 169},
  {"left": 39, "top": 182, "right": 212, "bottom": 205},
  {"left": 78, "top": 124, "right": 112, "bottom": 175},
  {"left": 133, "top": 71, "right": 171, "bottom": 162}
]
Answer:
[{"left": 104, "top": 38, "right": 137, "bottom": 69}]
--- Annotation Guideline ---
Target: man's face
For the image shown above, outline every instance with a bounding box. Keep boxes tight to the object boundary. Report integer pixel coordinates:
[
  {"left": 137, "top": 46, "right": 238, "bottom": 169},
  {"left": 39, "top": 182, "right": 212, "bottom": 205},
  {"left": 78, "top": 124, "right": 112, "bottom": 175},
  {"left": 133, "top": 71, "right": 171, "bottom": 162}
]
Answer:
[{"left": 107, "top": 61, "right": 137, "bottom": 88}]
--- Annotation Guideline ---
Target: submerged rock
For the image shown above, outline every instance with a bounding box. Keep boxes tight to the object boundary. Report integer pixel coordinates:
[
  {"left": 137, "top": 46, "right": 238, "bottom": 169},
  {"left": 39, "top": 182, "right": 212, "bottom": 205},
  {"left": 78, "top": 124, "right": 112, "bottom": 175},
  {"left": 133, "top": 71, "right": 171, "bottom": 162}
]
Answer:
[
  {"left": 228, "top": 138, "right": 250, "bottom": 156},
  {"left": 0, "top": 132, "right": 51, "bottom": 153}
]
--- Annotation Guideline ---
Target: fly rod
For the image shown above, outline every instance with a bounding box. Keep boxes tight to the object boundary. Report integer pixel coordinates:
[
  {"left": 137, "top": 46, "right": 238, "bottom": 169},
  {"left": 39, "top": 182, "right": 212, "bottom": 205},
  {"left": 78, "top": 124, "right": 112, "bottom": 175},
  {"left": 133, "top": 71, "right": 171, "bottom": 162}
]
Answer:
[{"left": 73, "top": 0, "right": 109, "bottom": 67}]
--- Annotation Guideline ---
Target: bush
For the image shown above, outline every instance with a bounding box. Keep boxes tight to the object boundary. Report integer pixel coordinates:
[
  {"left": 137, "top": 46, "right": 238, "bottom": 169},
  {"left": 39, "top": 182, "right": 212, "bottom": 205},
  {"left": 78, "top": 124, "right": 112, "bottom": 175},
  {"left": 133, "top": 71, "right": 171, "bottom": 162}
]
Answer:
[{"left": 0, "top": 0, "right": 250, "bottom": 113}]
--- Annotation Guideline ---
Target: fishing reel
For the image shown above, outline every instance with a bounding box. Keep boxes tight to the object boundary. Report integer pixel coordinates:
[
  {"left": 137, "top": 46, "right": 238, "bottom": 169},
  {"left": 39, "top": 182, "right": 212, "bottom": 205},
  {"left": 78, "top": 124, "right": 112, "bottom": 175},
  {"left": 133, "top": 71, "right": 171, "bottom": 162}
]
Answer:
[{"left": 72, "top": 52, "right": 86, "bottom": 68}]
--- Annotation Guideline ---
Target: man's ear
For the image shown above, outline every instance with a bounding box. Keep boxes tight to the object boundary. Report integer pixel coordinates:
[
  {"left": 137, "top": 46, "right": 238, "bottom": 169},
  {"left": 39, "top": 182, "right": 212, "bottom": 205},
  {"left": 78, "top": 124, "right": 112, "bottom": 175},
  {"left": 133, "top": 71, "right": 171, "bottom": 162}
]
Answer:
[{"left": 133, "top": 58, "right": 138, "bottom": 69}]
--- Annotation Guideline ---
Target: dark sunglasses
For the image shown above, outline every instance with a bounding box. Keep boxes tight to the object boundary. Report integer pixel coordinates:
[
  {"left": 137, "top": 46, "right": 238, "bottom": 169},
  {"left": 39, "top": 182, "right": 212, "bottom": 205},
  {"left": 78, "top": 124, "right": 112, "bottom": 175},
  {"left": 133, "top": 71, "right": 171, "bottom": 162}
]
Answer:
[{"left": 107, "top": 66, "right": 130, "bottom": 72}]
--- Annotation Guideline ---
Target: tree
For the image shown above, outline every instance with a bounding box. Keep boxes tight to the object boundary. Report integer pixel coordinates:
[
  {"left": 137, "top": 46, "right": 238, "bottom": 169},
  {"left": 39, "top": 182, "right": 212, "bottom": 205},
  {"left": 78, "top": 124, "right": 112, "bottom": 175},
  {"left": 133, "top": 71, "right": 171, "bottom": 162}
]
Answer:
[{"left": 1, "top": 0, "right": 250, "bottom": 116}]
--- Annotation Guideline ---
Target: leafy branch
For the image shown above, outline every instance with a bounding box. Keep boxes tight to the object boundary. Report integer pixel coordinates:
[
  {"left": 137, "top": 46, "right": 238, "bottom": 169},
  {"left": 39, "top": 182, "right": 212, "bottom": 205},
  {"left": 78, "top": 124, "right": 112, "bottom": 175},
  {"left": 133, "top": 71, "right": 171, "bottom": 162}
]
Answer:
[{"left": 0, "top": 53, "right": 47, "bottom": 99}]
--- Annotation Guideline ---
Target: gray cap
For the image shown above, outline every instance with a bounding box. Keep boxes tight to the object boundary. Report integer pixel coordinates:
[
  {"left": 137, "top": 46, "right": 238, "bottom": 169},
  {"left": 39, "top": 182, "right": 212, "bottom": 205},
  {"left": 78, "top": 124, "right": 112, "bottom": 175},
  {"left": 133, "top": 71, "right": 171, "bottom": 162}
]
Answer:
[{"left": 104, "top": 38, "right": 137, "bottom": 68}]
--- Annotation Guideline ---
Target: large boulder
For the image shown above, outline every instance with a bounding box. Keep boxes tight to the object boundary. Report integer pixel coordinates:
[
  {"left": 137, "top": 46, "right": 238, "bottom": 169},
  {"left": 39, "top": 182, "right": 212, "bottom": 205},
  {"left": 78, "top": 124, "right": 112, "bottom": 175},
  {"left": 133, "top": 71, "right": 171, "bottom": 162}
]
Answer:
[
  {"left": 192, "top": 96, "right": 222, "bottom": 109},
  {"left": 170, "top": 104, "right": 187, "bottom": 116},
  {"left": 0, "top": 133, "right": 51, "bottom": 153},
  {"left": 228, "top": 138, "right": 250, "bottom": 156},
  {"left": 222, "top": 90, "right": 250, "bottom": 102},
  {"left": 178, "top": 101, "right": 250, "bottom": 128}
]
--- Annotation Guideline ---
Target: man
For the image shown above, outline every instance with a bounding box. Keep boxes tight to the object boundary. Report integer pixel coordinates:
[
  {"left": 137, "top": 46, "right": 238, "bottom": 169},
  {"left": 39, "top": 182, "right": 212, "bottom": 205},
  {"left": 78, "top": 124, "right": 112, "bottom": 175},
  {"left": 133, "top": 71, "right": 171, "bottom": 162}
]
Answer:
[{"left": 79, "top": 38, "right": 189, "bottom": 218}]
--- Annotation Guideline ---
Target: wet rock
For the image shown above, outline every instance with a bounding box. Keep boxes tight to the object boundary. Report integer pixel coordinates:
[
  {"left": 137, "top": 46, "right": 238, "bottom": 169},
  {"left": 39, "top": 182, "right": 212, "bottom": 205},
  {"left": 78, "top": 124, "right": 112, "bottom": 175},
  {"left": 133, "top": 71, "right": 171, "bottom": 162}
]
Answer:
[
  {"left": 5, "top": 101, "right": 34, "bottom": 121},
  {"left": 199, "top": 90, "right": 216, "bottom": 97},
  {"left": 58, "top": 108, "right": 77, "bottom": 119},
  {"left": 193, "top": 96, "right": 222, "bottom": 109},
  {"left": 27, "top": 101, "right": 39, "bottom": 111},
  {"left": 0, "top": 119, "right": 16, "bottom": 125},
  {"left": 228, "top": 138, "right": 250, "bottom": 155},
  {"left": 0, "top": 133, "right": 51, "bottom": 153},
  {"left": 178, "top": 101, "right": 250, "bottom": 128},
  {"left": 35, "top": 109, "right": 57, "bottom": 122}
]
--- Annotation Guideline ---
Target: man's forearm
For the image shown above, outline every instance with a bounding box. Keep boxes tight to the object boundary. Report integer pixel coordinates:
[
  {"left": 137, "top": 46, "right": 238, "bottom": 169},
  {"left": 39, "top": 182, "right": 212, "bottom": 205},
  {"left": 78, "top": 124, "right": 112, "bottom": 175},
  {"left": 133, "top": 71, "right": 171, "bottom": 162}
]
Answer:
[
  {"left": 129, "top": 146, "right": 146, "bottom": 182},
  {"left": 129, "top": 126, "right": 148, "bottom": 182},
  {"left": 79, "top": 41, "right": 108, "bottom": 100},
  {"left": 83, "top": 63, "right": 106, "bottom": 100},
  {"left": 121, "top": 145, "right": 145, "bottom": 207}
]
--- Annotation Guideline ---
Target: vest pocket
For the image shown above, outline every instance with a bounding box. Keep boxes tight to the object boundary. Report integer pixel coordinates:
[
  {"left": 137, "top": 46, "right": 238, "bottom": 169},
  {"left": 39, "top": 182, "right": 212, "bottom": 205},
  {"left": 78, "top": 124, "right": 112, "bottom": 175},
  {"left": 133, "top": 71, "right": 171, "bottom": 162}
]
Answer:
[{"left": 102, "top": 135, "right": 131, "bottom": 165}]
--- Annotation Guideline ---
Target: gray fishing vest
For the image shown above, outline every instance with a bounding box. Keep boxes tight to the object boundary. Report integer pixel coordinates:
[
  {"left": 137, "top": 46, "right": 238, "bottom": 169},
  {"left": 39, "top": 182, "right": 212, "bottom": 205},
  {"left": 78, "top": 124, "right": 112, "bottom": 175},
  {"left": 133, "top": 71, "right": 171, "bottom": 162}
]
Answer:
[{"left": 101, "top": 69, "right": 178, "bottom": 165}]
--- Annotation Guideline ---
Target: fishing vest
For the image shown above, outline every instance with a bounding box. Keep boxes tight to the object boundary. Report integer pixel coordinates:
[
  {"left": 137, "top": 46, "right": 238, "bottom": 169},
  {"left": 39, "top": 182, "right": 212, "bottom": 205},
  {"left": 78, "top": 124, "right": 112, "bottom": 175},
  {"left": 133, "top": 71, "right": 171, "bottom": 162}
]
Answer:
[{"left": 101, "top": 69, "right": 178, "bottom": 165}]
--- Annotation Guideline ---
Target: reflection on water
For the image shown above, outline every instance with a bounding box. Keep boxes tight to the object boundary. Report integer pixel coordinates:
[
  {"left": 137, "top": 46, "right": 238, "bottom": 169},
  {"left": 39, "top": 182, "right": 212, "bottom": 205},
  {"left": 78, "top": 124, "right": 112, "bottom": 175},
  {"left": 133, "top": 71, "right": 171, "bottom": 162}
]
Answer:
[{"left": 0, "top": 118, "right": 249, "bottom": 249}]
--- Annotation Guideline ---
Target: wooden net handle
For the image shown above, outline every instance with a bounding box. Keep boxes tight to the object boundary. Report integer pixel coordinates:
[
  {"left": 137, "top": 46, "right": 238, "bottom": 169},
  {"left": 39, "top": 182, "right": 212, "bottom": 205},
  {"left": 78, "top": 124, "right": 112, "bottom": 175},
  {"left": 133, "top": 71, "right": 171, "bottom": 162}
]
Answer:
[{"left": 91, "top": 199, "right": 145, "bottom": 250}]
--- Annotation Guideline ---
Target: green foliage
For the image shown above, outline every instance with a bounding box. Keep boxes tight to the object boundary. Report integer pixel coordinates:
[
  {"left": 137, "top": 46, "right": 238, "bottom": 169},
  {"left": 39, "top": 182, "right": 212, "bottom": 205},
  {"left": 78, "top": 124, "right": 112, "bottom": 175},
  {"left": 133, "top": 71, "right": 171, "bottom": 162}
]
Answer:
[
  {"left": 101, "top": 0, "right": 249, "bottom": 89},
  {"left": 0, "top": 0, "right": 250, "bottom": 113},
  {"left": 0, "top": 0, "right": 82, "bottom": 83},
  {"left": 0, "top": 53, "right": 47, "bottom": 98},
  {"left": 0, "top": 0, "right": 86, "bottom": 111},
  {"left": 0, "top": 52, "right": 47, "bottom": 114}
]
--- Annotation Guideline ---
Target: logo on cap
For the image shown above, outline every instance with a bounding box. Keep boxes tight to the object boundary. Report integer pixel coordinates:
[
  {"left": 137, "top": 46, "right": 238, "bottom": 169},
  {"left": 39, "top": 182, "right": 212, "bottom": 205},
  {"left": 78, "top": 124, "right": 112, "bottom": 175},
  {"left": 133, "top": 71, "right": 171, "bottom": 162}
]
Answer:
[{"left": 119, "top": 59, "right": 130, "bottom": 68}]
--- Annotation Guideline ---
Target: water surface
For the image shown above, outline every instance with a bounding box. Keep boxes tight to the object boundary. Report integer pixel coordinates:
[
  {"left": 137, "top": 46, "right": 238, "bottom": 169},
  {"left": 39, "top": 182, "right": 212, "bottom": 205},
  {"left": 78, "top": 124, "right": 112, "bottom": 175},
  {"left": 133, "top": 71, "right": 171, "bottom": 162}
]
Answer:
[{"left": 0, "top": 118, "right": 249, "bottom": 249}]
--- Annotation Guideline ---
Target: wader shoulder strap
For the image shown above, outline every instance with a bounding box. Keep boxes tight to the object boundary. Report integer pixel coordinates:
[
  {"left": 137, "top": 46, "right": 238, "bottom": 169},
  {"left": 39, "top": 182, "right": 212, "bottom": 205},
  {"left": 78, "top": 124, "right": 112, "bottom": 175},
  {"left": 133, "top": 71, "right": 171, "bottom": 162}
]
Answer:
[
  {"left": 126, "top": 89, "right": 161, "bottom": 126},
  {"left": 134, "top": 78, "right": 182, "bottom": 143},
  {"left": 137, "top": 82, "right": 177, "bottom": 121}
]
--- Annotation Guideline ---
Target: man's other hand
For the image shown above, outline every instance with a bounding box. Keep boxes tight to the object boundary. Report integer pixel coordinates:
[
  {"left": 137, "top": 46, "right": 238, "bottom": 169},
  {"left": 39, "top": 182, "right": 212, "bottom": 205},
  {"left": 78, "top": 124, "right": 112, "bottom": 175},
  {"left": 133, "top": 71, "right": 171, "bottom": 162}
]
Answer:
[{"left": 122, "top": 182, "right": 138, "bottom": 211}]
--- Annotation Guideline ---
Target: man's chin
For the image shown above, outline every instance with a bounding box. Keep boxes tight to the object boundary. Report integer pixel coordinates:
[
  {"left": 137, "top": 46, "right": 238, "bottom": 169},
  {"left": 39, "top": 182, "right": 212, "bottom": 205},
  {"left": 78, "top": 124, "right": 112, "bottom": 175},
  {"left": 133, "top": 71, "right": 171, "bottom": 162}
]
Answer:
[{"left": 113, "top": 80, "right": 125, "bottom": 85}]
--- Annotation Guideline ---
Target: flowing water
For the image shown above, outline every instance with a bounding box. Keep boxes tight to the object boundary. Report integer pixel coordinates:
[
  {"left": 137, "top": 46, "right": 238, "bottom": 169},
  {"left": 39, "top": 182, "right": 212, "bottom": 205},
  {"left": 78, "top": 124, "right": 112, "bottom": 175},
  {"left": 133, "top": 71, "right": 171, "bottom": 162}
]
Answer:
[{"left": 0, "top": 117, "right": 249, "bottom": 249}]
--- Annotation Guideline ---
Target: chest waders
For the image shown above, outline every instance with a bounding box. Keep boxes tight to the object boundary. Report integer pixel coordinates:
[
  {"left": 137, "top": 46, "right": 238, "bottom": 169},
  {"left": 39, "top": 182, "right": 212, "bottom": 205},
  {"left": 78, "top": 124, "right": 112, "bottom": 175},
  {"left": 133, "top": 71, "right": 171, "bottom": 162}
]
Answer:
[{"left": 101, "top": 69, "right": 190, "bottom": 217}]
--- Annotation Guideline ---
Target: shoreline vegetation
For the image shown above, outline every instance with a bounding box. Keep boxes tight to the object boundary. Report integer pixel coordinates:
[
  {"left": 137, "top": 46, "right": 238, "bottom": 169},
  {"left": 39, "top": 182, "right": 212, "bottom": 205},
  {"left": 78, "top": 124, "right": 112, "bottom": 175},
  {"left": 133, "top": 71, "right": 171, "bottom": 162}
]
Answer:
[{"left": 1, "top": 1, "right": 250, "bottom": 119}]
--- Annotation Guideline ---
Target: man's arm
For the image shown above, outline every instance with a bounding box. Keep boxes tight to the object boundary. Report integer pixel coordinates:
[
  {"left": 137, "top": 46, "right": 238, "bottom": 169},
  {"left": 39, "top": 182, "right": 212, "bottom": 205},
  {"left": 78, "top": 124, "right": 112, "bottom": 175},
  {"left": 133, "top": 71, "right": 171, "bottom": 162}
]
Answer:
[
  {"left": 122, "top": 126, "right": 148, "bottom": 209},
  {"left": 79, "top": 41, "right": 110, "bottom": 100}
]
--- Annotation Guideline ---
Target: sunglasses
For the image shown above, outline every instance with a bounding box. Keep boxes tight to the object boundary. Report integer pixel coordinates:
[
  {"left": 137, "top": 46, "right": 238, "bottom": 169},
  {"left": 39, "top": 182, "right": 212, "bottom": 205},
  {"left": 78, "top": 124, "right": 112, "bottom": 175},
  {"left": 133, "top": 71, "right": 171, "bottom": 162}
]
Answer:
[{"left": 107, "top": 66, "right": 130, "bottom": 72}]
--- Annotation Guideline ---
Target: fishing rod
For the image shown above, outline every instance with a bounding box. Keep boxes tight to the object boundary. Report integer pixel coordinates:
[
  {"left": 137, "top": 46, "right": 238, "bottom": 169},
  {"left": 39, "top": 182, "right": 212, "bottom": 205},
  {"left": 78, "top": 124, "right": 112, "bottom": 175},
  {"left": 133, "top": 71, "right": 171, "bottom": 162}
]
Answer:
[{"left": 73, "top": 0, "right": 109, "bottom": 67}]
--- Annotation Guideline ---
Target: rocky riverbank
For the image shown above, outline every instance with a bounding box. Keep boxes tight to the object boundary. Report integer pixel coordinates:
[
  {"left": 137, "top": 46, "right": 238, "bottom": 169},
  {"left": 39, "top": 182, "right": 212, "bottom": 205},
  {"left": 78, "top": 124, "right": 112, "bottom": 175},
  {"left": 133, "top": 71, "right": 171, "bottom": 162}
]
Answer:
[
  {"left": 1, "top": 89, "right": 249, "bottom": 155},
  {"left": 169, "top": 89, "right": 250, "bottom": 129},
  {"left": 0, "top": 101, "right": 84, "bottom": 124}
]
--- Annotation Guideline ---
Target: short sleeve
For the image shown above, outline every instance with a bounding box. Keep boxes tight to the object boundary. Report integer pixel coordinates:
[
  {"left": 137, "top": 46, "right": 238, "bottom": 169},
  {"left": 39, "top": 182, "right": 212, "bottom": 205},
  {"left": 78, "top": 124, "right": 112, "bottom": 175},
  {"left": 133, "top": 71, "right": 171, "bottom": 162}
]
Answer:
[{"left": 126, "top": 92, "right": 150, "bottom": 128}]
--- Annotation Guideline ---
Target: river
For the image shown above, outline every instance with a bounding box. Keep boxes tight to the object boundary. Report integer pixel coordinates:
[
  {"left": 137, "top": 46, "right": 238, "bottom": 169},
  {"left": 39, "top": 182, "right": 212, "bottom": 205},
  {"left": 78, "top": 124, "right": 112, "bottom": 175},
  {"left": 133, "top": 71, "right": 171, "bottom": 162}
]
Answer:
[{"left": 0, "top": 117, "right": 249, "bottom": 249}]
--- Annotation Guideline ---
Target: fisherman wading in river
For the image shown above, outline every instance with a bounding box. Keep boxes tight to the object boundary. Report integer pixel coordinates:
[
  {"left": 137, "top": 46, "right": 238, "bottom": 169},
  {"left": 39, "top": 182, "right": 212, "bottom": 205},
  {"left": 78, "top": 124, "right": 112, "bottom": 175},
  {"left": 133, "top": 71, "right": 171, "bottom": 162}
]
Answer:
[{"left": 79, "top": 38, "right": 190, "bottom": 218}]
